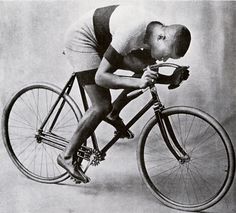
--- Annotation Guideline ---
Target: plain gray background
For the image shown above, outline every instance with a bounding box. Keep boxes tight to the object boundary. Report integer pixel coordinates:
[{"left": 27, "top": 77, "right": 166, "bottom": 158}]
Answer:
[{"left": 0, "top": 0, "right": 235, "bottom": 212}]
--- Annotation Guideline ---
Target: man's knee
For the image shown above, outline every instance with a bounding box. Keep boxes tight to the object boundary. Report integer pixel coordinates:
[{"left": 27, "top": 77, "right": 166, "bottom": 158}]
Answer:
[{"left": 92, "top": 103, "right": 112, "bottom": 118}]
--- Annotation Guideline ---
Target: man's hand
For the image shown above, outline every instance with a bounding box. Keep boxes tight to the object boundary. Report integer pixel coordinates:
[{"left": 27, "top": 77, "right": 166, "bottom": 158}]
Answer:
[
  {"left": 168, "top": 66, "right": 190, "bottom": 89},
  {"left": 140, "top": 66, "right": 159, "bottom": 88}
]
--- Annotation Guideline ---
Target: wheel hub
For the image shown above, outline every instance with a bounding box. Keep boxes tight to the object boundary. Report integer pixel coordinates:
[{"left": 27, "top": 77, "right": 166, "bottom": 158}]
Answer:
[
  {"left": 35, "top": 130, "right": 42, "bottom": 143},
  {"left": 179, "top": 154, "right": 191, "bottom": 164}
]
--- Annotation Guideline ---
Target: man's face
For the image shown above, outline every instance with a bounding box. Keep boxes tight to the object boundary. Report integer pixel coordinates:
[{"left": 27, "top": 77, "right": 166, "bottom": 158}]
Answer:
[
  {"left": 148, "top": 27, "right": 180, "bottom": 62},
  {"left": 151, "top": 40, "right": 178, "bottom": 62}
]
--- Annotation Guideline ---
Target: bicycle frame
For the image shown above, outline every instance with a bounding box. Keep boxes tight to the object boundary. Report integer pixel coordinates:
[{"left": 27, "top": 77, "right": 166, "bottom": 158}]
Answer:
[
  {"left": 4, "top": 61, "right": 234, "bottom": 211},
  {"left": 38, "top": 64, "right": 188, "bottom": 163}
]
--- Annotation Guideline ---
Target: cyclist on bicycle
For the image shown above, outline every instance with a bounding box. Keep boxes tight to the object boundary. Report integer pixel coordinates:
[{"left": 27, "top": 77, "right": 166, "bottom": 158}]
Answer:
[{"left": 57, "top": 4, "right": 191, "bottom": 183}]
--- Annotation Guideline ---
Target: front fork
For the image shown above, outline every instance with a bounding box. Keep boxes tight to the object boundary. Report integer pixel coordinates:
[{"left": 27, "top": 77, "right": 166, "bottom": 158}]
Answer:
[{"left": 149, "top": 86, "right": 189, "bottom": 163}]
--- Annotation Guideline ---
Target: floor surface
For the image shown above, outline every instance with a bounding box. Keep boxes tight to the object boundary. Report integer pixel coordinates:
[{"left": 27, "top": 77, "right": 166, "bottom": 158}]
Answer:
[{"left": 0, "top": 127, "right": 235, "bottom": 213}]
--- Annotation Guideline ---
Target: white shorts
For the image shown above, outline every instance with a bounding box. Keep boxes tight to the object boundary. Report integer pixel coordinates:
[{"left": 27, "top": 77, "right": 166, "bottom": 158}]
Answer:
[
  {"left": 64, "top": 47, "right": 101, "bottom": 72},
  {"left": 64, "top": 9, "right": 101, "bottom": 72}
]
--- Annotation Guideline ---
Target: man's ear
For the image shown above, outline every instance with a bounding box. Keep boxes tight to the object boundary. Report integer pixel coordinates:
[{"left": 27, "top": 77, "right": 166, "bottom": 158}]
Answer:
[{"left": 157, "top": 33, "right": 166, "bottom": 40}]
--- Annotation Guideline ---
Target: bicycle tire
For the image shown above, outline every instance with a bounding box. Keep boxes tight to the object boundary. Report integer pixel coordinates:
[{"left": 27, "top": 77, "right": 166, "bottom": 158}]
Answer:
[
  {"left": 137, "top": 106, "right": 235, "bottom": 212},
  {"left": 2, "top": 83, "right": 82, "bottom": 184}
]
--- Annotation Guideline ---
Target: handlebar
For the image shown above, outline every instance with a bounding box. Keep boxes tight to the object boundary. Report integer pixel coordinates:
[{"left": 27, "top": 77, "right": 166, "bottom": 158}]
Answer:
[
  {"left": 127, "top": 63, "right": 190, "bottom": 98},
  {"left": 149, "top": 62, "right": 190, "bottom": 90}
]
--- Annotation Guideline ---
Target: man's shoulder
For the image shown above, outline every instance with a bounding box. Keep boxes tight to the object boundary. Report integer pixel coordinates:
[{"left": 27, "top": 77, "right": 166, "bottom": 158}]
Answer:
[
  {"left": 110, "top": 5, "right": 155, "bottom": 30},
  {"left": 114, "top": 4, "right": 149, "bottom": 17}
]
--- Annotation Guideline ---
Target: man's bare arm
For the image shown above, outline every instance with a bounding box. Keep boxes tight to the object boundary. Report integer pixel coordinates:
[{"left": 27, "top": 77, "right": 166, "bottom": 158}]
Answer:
[{"left": 95, "top": 58, "right": 157, "bottom": 89}]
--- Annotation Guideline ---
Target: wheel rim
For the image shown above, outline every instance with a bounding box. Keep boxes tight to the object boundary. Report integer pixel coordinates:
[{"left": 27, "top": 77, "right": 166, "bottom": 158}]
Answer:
[
  {"left": 5, "top": 86, "right": 79, "bottom": 183},
  {"left": 139, "top": 109, "right": 234, "bottom": 210}
]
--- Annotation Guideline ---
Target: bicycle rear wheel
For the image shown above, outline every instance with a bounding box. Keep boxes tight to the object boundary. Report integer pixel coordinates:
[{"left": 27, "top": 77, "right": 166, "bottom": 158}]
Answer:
[
  {"left": 137, "top": 106, "right": 235, "bottom": 212},
  {"left": 2, "top": 83, "right": 82, "bottom": 183}
]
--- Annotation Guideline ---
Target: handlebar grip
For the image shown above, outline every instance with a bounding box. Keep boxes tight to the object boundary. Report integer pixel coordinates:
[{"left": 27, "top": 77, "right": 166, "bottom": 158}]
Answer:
[{"left": 168, "top": 67, "right": 190, "bottom": 90}]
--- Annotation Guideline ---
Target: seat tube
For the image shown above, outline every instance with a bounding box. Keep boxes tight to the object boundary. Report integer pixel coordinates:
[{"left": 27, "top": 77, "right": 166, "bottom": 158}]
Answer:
[{"left": 76, "top": 76, "right": 99, "bottom": 150}]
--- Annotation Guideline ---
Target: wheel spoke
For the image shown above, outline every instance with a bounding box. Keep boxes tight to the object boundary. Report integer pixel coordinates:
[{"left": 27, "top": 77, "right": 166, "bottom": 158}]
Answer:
[{"left": 3, "top": 85, "right": 80, "bottom": 183}]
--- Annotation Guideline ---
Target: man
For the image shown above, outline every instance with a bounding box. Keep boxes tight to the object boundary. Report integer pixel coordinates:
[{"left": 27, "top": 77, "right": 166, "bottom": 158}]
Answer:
[{"left": 58, "top": 4, "right": 191, "bottom": 183}]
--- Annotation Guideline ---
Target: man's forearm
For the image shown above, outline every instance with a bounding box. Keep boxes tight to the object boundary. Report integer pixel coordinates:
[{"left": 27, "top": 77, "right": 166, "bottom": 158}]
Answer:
[{"left": 96, "top": 72, "right": 143, "bottom": 89}]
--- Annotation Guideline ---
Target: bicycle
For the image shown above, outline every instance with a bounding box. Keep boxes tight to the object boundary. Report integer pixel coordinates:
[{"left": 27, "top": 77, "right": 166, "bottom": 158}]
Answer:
[{"left": 2, "top": 62, "right": 235, "bottom": 212}]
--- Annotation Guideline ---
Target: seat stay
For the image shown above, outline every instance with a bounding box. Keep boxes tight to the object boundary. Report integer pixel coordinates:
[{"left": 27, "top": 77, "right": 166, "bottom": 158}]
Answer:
[
  {"left": 39, "top": 73, "right": 77, "bottom": 131},
  {"left": 48, "top": 75, "right": 75, "bottom": 132}
]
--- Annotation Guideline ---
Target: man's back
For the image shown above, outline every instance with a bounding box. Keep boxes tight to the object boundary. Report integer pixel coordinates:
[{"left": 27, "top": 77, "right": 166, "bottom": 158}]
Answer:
[{"left": 65, "top": 5, "right": 155, "bottom": 56}]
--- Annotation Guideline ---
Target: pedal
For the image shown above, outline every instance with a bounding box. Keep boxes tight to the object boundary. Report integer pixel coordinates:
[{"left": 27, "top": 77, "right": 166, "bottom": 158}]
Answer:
[
  {"left": 70, "top": 176, "right": 82, "bottom": 184},
  {"left": 74, "top": 179, "right": 82, "bottom": 184},
  {"left": 114, "top": 129, "right": 134, "bottom": 139}
]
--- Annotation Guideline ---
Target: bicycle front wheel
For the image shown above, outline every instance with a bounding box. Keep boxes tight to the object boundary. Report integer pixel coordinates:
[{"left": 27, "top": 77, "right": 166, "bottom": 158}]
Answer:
[
  {"left": 2, "top": 83, "right": 82, "bottom": 183},
  {"left": 137, "top": 106, "right": 235, "bottom": 212}
]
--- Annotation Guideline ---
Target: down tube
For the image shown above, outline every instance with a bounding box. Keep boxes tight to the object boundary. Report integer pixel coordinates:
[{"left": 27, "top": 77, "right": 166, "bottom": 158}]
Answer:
[{"left": 101, "top": 99, "right": 154, "bottom": 154}]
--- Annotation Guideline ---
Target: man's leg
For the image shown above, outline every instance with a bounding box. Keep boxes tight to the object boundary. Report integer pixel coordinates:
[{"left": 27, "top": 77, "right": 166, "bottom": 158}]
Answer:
[
  {"left": 105, "top": 74, "right": 143, "bottom": 139},
  {"left": 109, "top": 73, "right": 142, "bottom": 119},
  {"left": 58, "top": 83, "right": 112, "bottom": 182},
  {"left": 105, "top": 49, "right": 155, "bottom": 137},
  {"left": 108, "top": 47, "right": 155, "bottom": 120}
]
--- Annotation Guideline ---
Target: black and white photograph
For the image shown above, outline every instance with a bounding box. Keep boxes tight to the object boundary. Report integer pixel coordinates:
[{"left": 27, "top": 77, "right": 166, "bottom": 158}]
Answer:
[{"left": 0, "top": 0, "right": 235, "bottom": 212}]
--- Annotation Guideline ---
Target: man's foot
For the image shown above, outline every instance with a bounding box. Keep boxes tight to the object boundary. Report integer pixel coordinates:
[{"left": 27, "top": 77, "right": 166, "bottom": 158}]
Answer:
[
  {"left": 57, "top": 153, "right": 90, "bottom": 183},
  {"left": 105, "top": 116, "right": 134, "bottom": 139}
]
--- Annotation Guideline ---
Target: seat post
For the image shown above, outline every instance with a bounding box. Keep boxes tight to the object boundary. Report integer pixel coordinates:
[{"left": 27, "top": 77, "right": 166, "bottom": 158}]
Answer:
[{"left": 76, "top": 74, "right": 89, "bottom": 112}]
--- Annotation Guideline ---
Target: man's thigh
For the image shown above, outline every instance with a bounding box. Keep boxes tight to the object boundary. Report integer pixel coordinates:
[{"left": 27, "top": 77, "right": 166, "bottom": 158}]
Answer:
[
  {"left": 76, "top": 69, "right": 97, "bottom": 86},
  {"left": 84, "top": 84, "right": 111, "bottom": 106},
  {"left": 76, "top": 70, "right": 111, "bottom": 106}
]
